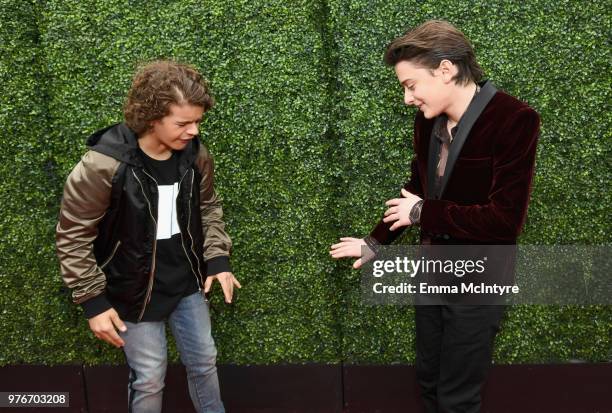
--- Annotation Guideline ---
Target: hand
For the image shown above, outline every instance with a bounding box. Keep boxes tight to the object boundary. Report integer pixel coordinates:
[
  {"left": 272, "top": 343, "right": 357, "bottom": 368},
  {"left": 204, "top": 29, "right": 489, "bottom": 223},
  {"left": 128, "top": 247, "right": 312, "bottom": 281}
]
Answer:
[
  {"left": 329, "top": 237, "right": 373, "bottom": 269},
  {"left": 88, "top": 308, "right": 127, "bottom": 348},
  {"left": 383, "top": 188, "right": 422, "bottom": 231},
  {"left": 204, "top": 272, "right": 242, "bottom": 303}
]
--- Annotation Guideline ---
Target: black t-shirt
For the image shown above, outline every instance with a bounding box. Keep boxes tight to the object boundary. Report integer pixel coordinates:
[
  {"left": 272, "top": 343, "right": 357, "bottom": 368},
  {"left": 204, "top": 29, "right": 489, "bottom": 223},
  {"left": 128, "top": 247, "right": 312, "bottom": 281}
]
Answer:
[{"left": 137, "top": 148, "right": 199, "bottom": 321}]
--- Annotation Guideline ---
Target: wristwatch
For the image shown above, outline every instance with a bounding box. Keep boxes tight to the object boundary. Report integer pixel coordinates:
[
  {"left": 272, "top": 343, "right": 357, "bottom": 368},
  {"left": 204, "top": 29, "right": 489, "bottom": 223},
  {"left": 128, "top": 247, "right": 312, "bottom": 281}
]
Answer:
[{"left": 409, "top": 200, "right": 424, "bottom": 225}]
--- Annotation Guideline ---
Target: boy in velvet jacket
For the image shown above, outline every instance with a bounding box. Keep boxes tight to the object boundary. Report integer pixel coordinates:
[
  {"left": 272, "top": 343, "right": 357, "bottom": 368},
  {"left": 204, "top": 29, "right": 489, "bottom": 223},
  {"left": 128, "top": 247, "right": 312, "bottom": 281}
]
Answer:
[{"left": 331, "top": 20, "right": 540, "bottom": 412}]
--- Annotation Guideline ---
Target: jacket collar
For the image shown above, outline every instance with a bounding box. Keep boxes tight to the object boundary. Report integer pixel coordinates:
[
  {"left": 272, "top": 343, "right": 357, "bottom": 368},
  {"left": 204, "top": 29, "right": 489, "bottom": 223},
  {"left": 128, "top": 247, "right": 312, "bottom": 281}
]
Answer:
[
  {"left": 87, "top": 123, "right": 199, "bottom": 173},
  {"left": 426, "top": 80, "right": 498, "bottom": 199}
]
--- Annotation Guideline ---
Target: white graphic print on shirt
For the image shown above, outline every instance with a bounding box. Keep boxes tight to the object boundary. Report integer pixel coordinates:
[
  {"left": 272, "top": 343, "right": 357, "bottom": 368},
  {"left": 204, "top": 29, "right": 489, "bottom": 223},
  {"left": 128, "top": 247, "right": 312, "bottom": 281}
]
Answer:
[{"left": 156, "top": 183, "right": 180, "bottom": 240}]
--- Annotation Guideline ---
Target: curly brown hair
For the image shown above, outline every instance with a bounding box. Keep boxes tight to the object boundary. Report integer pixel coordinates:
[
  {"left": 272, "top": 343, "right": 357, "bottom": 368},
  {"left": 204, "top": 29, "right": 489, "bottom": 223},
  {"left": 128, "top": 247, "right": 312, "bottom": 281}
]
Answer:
[
  {"left": 123, "top": 60, "right": 215, "bottom": 135},
  {"left": 384, "top": 20, "right": 483, "bottom": 86}
]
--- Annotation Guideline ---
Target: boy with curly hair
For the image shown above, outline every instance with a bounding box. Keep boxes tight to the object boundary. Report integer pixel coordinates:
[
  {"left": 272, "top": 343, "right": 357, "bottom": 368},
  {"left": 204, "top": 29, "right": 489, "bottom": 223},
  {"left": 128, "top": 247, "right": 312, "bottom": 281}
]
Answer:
[{"left": 57, "top": 60, "right": 239, "bottom": 413}]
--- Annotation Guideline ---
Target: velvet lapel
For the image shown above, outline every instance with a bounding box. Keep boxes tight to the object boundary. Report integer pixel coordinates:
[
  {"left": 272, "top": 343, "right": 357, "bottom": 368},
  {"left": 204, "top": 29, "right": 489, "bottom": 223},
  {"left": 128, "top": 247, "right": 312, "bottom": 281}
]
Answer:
[{"left": 428, "top": 80, "right": 498, "bottom": 199}]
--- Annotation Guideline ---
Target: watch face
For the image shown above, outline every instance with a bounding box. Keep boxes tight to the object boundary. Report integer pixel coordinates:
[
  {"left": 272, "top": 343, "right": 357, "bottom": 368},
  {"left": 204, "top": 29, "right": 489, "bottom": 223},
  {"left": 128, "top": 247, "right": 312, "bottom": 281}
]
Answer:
[{"left": 410, "top": 201, "right": 423, "bottom": 223}]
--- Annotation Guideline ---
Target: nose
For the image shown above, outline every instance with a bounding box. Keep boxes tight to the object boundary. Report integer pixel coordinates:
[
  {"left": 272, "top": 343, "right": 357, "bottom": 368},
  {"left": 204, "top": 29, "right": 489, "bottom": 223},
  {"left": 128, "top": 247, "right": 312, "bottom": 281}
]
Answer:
[
  {"left": 186, "top": 122, "right": 198, "bottom": 137},
  {"left": 404, "top": 88, "right": 414, "bottom": 106}
]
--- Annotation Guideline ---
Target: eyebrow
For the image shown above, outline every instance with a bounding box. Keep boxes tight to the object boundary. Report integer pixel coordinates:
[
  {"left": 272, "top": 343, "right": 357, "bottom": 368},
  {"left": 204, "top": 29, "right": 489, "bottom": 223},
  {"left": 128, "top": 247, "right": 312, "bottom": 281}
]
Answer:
[{"left": 176, "top": 118, "right": 203, "bottom": 123}]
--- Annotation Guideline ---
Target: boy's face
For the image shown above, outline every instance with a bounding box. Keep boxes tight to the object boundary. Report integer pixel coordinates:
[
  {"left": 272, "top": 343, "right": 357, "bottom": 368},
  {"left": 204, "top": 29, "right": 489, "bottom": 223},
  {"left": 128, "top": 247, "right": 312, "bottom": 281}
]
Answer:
[
  {"left": 149, "top": 103, "right": 204, "bottom": 151},
  {"left": 394, "top": 60, "right": 453, "bottom": 119}
]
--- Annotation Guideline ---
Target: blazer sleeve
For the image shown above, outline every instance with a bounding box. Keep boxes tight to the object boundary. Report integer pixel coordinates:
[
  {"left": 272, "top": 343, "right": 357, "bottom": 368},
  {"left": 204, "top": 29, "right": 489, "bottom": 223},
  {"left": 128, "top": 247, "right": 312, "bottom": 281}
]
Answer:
[
  {"left": 196, "top": 145, "right": 233, "bottom": 276},
  {"left": 369, "top": 113, "right": 425, "bottom": 244},
  {"left": 419, "top": 107, "right": 540, "bottom": 242}
]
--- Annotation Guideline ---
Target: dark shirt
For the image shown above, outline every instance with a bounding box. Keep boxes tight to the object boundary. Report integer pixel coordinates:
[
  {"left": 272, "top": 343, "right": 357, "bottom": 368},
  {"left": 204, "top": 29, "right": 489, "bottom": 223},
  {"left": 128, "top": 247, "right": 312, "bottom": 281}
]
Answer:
[
  {"left": 432, "top": 114, "right": 459, "bottom": 198},
  {"left": 136, "top": 148, "right": 199, "bottom": 322}
]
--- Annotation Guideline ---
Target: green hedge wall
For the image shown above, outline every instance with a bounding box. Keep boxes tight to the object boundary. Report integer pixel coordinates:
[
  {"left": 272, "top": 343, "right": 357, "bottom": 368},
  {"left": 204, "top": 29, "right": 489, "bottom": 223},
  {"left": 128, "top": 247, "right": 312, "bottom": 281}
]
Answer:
[
  {"left": 0, "top": 0, "right": 609, "bottom": 365},
  {"left": 0, "top": 0, "right": 72, "bottom": 364}
]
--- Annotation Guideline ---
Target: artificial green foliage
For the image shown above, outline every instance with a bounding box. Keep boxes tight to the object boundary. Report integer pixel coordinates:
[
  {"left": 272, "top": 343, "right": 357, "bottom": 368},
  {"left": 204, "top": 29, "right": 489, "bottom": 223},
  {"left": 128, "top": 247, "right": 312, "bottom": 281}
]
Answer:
[
  {"left": 0, "top": 0, "right": 82, "bottom": 365},
  {"left": 0, "top": 0, "right": 609, "bottom": 366}
]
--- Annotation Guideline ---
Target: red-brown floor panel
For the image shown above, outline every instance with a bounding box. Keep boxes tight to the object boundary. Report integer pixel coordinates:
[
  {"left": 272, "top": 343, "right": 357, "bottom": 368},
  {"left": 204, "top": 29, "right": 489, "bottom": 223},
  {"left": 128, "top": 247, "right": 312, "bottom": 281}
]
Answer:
[{"left": 1, "top": 363, "right": 610, "bottom": 412}]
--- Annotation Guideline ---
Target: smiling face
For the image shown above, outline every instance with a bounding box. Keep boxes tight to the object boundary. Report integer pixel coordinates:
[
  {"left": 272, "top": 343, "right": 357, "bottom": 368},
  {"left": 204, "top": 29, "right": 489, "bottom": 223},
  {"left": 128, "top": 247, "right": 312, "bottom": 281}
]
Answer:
[
  {"left": 394, "top": 60, "right": 454, "bottom": 119},
  {"left": 143, "top": 103, "right": 204, "bottom": 155}
]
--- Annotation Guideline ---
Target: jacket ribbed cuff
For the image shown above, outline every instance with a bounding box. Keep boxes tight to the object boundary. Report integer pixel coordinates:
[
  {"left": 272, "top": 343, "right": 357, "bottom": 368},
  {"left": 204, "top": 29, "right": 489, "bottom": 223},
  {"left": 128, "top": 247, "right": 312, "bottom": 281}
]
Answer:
[
  {"left": 206, "top": 256, "right": 232, "bottom": 276},
  {"left": 80, "top": 293, "right": 113, "bottom": 319}
]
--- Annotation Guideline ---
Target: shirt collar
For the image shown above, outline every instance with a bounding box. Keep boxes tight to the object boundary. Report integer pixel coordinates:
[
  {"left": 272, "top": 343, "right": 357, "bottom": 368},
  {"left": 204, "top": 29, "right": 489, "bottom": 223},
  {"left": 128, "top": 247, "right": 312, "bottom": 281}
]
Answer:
[{"left": 433, "top": 84, "right": 480, "bottom": 145}]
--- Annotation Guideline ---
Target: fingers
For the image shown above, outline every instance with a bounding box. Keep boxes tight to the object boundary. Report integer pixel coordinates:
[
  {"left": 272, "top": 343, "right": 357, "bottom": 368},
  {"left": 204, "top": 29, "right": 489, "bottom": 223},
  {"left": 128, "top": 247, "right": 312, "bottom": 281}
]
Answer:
[
  {"left": 383, "top": 213, "right": 399, "bottom": 223},
  {"left": 389, "top": 220, "right": 407, "bottom": 231},
  {"left": 110, "top": 312, "right": 127, "bottom": 333},
  {"left": 330, "top": 237, "right": 368, "bottom": 265},
  {"left": 330, "top": 242, "right": 352, "bottom": 251},
  {"left": 219, "top": 276, "right": 233, "bottom": 303},
  {"left": 383, "top": 206, "right": 398, "bottom": 217},
  {"left": 353, "top": 258, "right": 363, "bottom": 269},
  {"left": 330, "top": 246, "right": 360, "bottom": 259},
  {"left": 89, "top": 309, "right": 126, "bottom": 348},
  {"left": 102, "top": 328, "right": 125, "bottom": 348},
  {"left": 205, "top": 273, "right": 241, "bottom": 303},
  {"left": 385, "top": 198, "right": 400, "bottom": 206},
  {"left": 204, "top": 276, "right": 214, "bottom": 293},
  {"left": 331, "top": 240, "right": 355, "bottom": 249},
  {"left": 331, "top": 237, "right": 363, "bottom": 251},
  {"left": 330, "top": 246, "right": 348, "bottom": 256}
]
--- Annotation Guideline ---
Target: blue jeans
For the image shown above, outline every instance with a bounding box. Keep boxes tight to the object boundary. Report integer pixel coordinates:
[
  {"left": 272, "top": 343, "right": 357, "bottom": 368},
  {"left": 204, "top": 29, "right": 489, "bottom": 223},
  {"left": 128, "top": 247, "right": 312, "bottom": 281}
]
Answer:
[{"left": 120, "top": 292, "right": 225, "bottom": 413}]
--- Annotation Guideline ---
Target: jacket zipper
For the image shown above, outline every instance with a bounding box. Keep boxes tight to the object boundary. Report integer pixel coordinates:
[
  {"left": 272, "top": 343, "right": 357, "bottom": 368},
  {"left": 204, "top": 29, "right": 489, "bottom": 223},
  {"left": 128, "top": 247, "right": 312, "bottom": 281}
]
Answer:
[
  {"left": 132, "top": 169, "right": 158, "bottom": 322},
  {"left": 177, "top": 168, "right": 202, "bottom": 289},
  {"left": 100, "top": 240, "right": 121, "bottom": 269},
  {"left": 185, "top": 169, "right": 206, "bottom": 287}
]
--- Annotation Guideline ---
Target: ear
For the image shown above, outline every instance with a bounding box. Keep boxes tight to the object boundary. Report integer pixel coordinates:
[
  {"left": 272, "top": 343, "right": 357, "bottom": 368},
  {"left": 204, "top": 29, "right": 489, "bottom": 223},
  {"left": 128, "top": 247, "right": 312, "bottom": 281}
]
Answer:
[
  {"left": 149, "top": 118, "right": 162, "bottom": 130},
  {"left": 437, "top": 59, "right": 457, "bottom": 84}
]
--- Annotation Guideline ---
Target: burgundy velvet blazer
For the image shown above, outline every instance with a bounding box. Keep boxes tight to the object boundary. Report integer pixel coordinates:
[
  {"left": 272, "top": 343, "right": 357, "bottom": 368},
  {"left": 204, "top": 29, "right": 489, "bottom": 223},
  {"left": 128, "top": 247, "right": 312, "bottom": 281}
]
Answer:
[{"left": 371, "top": 85, "right": 541, "bottom": 245}]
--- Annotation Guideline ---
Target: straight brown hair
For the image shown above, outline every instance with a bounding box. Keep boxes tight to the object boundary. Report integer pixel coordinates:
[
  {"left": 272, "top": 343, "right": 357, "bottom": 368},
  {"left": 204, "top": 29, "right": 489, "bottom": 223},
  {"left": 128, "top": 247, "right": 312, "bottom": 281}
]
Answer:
[{"left": 384, "top": 20, "right": 484, "bottom": 85}]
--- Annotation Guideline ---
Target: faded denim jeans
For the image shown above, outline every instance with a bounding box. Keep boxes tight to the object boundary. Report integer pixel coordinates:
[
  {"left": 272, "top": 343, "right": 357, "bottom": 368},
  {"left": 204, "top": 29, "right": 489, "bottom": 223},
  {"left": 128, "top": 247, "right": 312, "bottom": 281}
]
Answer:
[{"left": 120, "top": 292, "right": 225, "bottom": 413}]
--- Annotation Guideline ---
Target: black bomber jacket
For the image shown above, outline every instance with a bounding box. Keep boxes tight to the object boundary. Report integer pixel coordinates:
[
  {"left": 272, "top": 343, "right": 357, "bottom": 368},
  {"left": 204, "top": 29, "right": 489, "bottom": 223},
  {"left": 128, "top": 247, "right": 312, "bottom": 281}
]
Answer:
[{"left": 56, "top": 123, "right": 232, "bottom": 321}]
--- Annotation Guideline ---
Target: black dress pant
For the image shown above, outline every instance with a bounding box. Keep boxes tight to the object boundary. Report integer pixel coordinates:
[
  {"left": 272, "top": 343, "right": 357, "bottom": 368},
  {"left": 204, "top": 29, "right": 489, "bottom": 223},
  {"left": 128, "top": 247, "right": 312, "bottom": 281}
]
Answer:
[{"left": 415, "top": 305, "right": 506, "bottom": 413}]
